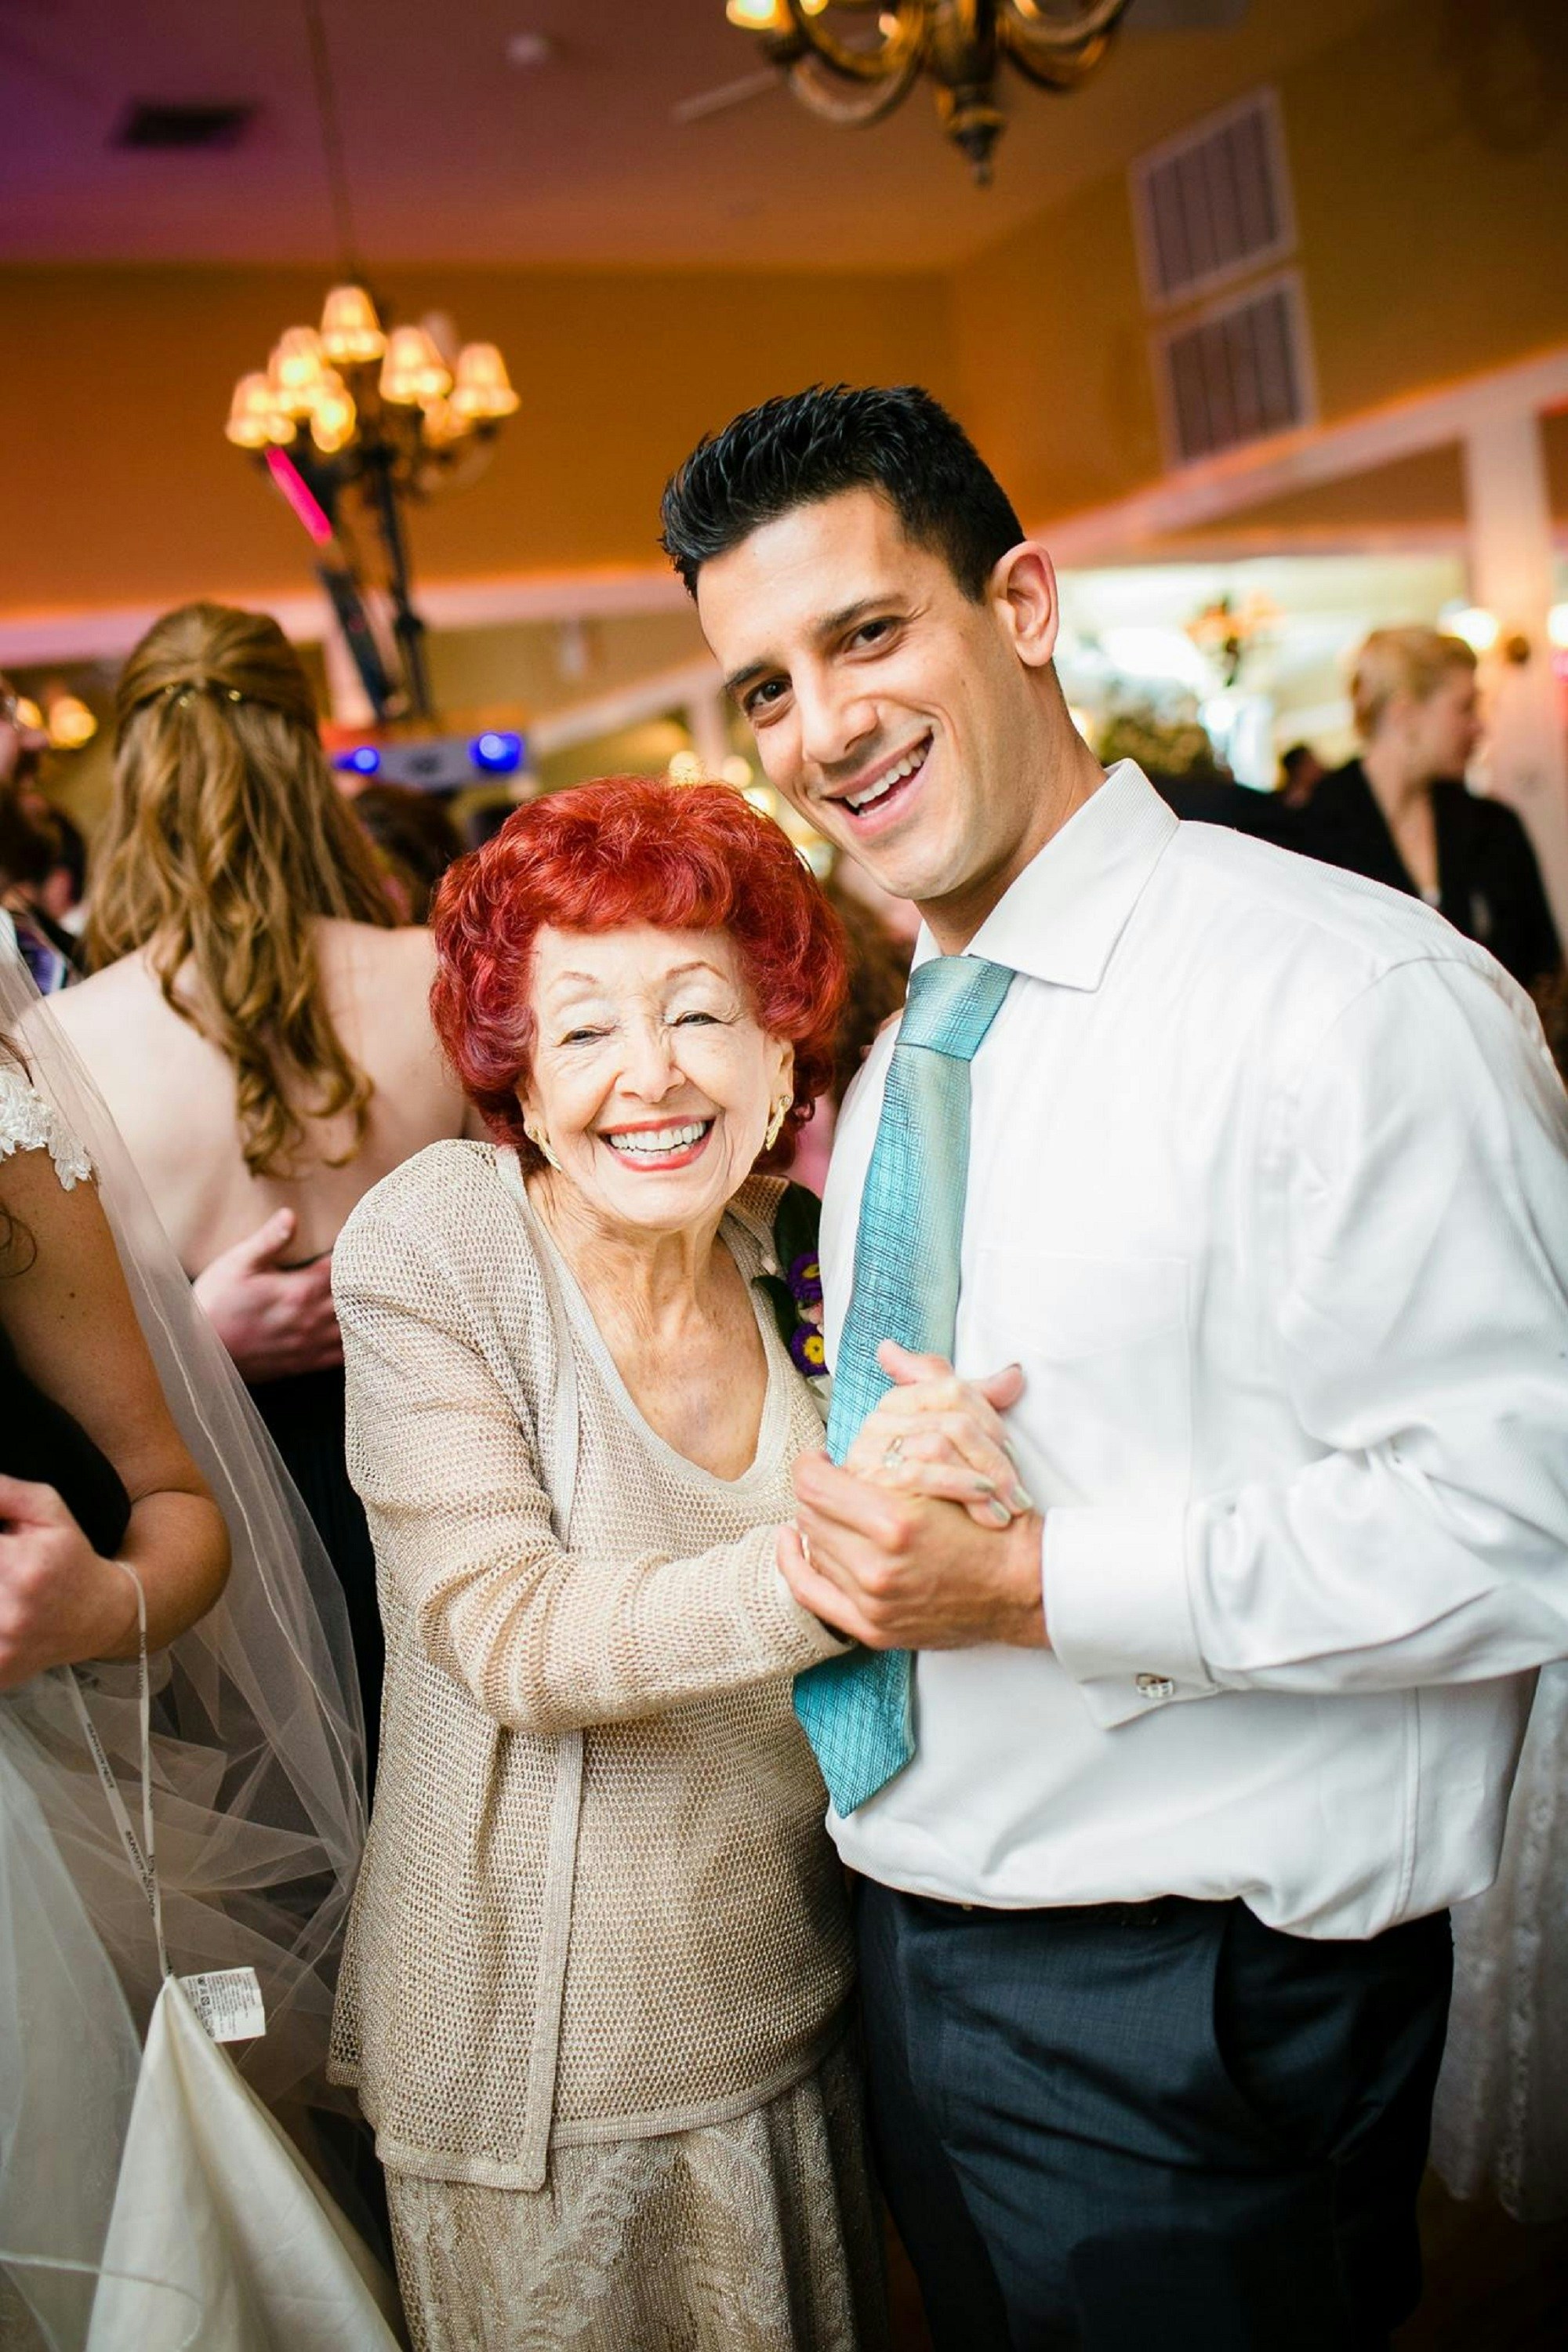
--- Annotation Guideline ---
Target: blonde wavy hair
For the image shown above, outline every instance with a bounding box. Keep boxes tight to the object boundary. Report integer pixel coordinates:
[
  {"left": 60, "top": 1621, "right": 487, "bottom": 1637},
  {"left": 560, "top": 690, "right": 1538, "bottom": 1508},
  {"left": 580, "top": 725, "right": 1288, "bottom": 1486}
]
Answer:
[
  {"left": 88, "top": 603, "right": 396, "bottom": 1180},
  {"left": 1351, "top": 626, "right": 1475, "bottom": 742}
]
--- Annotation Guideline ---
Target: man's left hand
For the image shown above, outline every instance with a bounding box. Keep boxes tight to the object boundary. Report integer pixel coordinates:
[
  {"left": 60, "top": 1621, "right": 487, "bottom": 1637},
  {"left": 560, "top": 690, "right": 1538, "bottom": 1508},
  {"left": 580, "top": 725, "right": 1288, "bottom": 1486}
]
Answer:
[{"left": 780, "top": 1450, "right": 1047, "bottom": 1652}]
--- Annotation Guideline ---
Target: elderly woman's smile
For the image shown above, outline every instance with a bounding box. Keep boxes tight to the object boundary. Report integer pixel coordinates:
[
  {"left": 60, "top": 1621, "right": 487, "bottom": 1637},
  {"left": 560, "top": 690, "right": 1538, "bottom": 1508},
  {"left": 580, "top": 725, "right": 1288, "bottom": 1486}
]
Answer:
[
  {"left": 600, "top": 1119, "right": 713, "bottom": 1168},
  {"left": 524, "top": 922, "right": 792, "bottom": 1231}
]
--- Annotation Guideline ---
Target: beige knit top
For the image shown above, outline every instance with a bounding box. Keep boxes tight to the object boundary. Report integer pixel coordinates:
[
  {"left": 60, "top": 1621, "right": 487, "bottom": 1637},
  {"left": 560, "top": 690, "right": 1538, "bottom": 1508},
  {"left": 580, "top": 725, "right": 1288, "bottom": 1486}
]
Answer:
[{"left": 328, "top": 1141, "right": 851, "bottom": 2190}]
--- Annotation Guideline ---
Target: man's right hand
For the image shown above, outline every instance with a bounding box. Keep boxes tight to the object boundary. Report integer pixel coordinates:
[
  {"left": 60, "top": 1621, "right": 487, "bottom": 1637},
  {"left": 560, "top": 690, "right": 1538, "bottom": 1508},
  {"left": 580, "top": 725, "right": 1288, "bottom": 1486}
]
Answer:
[{"left": 193, "top": 1209, "right": 343, "bottom": 1385}]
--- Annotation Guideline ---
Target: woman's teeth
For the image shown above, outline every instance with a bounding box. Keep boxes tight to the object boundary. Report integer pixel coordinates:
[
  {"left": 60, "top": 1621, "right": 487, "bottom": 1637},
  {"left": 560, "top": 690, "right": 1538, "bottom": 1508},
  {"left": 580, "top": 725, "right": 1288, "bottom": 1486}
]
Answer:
[
  {"left": 604, "top": 1120, "right": 711, "bottom": 1159},
  {"left": 846, "top": 737, "right": 930, "bottom": 814}
]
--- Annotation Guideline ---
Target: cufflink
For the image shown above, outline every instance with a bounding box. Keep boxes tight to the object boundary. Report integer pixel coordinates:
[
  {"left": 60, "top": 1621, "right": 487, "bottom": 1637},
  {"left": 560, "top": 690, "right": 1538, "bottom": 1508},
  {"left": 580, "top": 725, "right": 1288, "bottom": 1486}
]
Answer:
[{"left": 1134, "top": 1673, "right": 1176, "bottom": 1700}]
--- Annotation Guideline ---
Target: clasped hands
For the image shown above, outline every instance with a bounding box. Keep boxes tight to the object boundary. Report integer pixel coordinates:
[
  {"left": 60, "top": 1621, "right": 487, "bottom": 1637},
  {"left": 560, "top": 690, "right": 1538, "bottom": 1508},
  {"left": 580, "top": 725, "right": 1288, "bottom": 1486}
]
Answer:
[
  {"left": 0, "top": 1473, "right": 139, "bottom": 1690},
  {"left": 778, "top": 1340, "right": 1047, "bottom": 1654}
]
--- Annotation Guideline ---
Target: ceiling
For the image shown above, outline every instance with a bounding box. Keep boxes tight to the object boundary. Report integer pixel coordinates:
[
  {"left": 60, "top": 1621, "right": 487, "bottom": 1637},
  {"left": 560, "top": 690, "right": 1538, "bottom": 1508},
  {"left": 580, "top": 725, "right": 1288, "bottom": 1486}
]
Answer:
[{"left": 0, "top": 0, "right": 1392, "bottom": 273}]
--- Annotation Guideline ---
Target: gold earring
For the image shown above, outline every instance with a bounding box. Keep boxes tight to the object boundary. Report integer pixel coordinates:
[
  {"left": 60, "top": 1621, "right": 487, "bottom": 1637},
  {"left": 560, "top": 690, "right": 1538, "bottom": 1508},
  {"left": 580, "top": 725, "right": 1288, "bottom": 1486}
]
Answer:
[
  {"left": 764, "top": 1094, "right": 790, "bottom": 1151},
  {"left": 524, "top": 1119, "right": 562, "bottom": 1171}
]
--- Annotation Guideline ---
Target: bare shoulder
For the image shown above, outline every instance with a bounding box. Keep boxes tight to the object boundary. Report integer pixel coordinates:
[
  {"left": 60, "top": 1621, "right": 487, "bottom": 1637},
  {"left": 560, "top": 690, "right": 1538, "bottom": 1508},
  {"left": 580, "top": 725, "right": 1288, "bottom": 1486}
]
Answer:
[
  {"left": 49, "top": 952, "right": 160, "bottom": 1040},
  {"left": 318, "top": 919, "right": 437, "bottom": 977},
  {"left": 322, "top": 922, "right": 448, "bottom": 1091},
  {"left": 49, "top": 956, "right": 213, "bottom": 1092},
  {"left": 0, "top": 1106, "right": 105, "bottom": 1247}
]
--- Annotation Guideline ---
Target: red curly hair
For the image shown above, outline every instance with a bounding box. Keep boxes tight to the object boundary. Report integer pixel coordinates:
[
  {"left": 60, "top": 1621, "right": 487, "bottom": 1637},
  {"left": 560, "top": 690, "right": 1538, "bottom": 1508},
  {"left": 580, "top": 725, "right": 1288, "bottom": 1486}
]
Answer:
[{"left": 430, "top": 775, "right": 848, "bottom": 1171}]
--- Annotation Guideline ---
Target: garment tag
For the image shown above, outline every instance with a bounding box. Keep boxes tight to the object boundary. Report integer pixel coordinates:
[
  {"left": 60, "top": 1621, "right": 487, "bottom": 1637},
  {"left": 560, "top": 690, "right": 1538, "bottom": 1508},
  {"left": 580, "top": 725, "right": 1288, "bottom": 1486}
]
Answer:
[{"left": 179, "top": 1966, "right": 267, "bottom": 2044}]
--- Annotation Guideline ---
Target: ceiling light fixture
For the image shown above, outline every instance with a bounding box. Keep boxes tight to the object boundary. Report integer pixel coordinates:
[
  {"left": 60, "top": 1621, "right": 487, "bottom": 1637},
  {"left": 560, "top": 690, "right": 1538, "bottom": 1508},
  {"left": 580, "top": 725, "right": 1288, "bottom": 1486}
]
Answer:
[
  {"left": 223, "top": 2, "right": 521, "bottom": 723},
  {"left": 722, "top": 0, "right": 1133, "bottom": 185}
]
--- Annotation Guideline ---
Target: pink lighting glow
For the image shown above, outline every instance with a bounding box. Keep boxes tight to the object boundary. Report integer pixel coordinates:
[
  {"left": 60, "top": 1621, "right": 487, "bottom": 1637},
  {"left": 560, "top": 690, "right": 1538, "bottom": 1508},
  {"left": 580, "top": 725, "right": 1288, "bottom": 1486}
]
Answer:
[{"left": 264, "top": 445, "right": 335, "bottom": 546}]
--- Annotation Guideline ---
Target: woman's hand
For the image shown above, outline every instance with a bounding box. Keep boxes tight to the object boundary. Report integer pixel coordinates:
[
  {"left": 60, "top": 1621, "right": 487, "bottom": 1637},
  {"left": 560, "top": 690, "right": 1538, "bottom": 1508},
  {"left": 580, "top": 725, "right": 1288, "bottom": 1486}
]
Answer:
[
  {"left": 845, "top": 1340, "right": 1031, "bottom": 1529},
  {"left": 0, "top": 1473, "right": 140, "bottom": 1688},
  {"left": 194, "top": 1209, "right": 343, "bottom": 1384}
]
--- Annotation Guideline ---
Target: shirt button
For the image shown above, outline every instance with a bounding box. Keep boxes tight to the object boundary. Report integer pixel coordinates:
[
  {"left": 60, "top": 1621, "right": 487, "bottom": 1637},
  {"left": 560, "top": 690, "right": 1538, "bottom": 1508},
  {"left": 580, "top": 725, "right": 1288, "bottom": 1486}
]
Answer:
[{"left": 1135, "top": 1673, "right": 1176, "bottom": 1700}]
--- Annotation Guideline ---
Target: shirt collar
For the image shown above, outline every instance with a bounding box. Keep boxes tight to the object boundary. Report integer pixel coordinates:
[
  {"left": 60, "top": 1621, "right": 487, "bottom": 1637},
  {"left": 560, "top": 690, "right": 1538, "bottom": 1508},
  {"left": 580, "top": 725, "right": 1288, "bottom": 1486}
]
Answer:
[{"left": 910, "top": 761, "right": 1178, "bottom": 993}]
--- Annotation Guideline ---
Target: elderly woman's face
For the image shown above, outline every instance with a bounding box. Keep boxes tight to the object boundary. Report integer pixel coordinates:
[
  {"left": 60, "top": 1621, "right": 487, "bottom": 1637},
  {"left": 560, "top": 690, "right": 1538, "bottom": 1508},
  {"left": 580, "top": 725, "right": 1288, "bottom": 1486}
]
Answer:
[{"left": 521, "top": 925, "right": 792, "bottom": 1235}]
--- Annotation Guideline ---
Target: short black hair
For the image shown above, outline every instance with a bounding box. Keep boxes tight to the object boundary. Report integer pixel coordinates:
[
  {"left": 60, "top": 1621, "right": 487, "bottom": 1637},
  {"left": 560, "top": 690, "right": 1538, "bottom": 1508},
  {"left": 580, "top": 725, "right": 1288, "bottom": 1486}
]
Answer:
[{"left": 660, "top": 383, "right": 1024, "bottom": 601}]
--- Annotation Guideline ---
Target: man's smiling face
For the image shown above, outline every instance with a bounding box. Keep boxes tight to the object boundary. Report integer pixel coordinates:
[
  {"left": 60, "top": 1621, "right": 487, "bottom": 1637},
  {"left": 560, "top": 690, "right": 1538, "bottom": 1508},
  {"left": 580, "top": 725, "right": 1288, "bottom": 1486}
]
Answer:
[{"left": 696, "top": 487, "right": 1062, "bottom": 932}]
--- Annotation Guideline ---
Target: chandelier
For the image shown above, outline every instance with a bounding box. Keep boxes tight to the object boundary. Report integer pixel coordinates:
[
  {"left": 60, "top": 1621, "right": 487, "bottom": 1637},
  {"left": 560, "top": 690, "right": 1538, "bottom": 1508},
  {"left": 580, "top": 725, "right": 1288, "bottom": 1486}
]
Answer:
[
  {"left": 224, "top": 289, "right": 519, "bottom": 722},
  {"left": 225, "top": 297, "right": 518, "bottom": 481},
  {"left": 221, "top": 3, "right": 520, "bottom": 722},
  {"left": 724, "top": 0, "right": 1132, "bottom": 184}
]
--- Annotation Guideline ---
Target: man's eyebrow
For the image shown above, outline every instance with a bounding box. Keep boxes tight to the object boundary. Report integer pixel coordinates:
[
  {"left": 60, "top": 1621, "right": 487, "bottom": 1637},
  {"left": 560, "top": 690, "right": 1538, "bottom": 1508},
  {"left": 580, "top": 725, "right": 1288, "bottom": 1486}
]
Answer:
[
  {"left": 722, "top": 596, "right": 902, "bottom": 702},
  {"left": 723, "top": 659, "right": 771, "bottom": 703}
]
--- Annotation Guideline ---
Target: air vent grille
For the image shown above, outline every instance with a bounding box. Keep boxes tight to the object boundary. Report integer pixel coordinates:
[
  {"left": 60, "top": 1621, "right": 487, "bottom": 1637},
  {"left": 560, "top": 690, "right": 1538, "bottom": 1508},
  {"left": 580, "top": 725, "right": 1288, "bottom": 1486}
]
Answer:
[
  {"left": 115, "top": 103, "right": 257, "bottom": 151},
  {"left": 1155, "top": 273, "right": 1313, "bottom": 467},
  {"left": 1132, "top": 89, "right": 1292, "bottom": 310}
]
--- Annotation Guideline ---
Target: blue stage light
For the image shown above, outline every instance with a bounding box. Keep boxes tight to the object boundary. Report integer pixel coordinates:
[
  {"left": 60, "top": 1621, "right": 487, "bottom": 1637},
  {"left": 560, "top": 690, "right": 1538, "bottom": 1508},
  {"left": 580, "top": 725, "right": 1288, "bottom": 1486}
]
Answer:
[
  {"left": 333, "top": 745, "right": 381, "bottom": 777},
  {"left": 470, "top": 731, "right": 523, "bottom": 775}
]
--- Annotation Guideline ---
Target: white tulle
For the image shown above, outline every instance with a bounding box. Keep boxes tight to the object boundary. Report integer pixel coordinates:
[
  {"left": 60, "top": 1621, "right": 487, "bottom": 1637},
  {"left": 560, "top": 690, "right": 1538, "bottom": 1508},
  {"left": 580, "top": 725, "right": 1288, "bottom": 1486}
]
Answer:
[
  {"left": 1431, "top": 1663, "right": 1568, "bottom": 2221},
  {"left": 0, "top": 939, "right": 383, "bottom": 2345}
]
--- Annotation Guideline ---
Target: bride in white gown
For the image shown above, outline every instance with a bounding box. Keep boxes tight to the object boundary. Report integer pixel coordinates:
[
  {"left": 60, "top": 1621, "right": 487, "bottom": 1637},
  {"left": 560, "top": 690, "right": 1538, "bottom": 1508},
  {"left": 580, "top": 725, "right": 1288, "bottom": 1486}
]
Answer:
[{"left": 0, "top": 939, "right": 400, "bottom": 2348}]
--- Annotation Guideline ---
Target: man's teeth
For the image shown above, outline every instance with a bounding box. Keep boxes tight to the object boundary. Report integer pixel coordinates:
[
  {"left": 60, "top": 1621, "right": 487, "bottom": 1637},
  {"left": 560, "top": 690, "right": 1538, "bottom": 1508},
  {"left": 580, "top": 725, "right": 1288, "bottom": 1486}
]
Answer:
[
  {"left": 846, "top": 739, "right": 929, "bottom": 813},
  {"left": 604, "top": 1120, "right": 710, "bottom": 1157}
]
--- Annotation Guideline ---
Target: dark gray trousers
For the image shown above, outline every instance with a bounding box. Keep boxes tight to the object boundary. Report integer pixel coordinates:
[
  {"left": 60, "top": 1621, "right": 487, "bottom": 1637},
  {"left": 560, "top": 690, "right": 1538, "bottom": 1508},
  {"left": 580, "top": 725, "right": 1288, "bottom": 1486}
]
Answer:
[{"left": 856, "top": 1881, "right": 1453, "bottom": 2352}]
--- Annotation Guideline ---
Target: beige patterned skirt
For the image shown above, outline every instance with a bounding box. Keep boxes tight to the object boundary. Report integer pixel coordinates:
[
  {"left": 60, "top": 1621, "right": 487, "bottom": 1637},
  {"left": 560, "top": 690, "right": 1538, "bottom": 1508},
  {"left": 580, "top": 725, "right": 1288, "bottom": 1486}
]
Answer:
[{"left": 385, "top": 2034, "right": 889, "bottom": 2352}]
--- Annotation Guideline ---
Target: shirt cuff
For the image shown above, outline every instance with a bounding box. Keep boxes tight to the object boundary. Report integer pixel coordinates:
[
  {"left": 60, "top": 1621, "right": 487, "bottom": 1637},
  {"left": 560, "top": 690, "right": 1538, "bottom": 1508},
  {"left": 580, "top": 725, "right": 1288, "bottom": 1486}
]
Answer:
[{"left": 1045, "top": 1503, "right": 1220, "bottom": 1730}]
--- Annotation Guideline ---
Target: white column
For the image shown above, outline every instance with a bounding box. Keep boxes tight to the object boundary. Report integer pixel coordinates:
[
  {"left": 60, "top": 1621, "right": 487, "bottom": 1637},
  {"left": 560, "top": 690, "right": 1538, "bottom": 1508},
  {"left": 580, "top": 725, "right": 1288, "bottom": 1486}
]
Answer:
[
  {"left": 686, "top": 685, "right": 731, "bottom": 780},
  {"left": 1463, "top": 409, "right": 1568, "bottom": 933}
]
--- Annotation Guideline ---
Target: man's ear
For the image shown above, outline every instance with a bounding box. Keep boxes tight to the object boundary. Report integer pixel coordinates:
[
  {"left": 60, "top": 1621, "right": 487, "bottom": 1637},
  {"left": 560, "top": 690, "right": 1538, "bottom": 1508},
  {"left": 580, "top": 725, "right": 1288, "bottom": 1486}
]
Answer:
[{"left": 989, "top": 543, "right": 1060, "bottom": 673}]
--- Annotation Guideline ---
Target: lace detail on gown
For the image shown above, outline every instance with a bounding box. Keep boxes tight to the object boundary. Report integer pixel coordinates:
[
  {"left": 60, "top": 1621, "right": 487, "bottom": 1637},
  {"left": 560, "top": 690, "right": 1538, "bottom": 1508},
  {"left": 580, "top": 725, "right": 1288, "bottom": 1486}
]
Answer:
[
  {"left": 0, "top": 1063, "right": 94, "bottom": 1190},
  {"left": 385, "top": 2034, "right": 887, "bottom": 2352}
]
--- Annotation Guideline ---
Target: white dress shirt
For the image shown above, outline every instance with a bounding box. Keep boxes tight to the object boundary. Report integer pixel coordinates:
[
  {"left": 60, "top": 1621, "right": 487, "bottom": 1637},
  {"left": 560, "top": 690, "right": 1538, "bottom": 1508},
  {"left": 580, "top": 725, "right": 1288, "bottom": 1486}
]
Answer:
[{"left": 821, "top": 761, "right": 1568, "bottom": 1937}]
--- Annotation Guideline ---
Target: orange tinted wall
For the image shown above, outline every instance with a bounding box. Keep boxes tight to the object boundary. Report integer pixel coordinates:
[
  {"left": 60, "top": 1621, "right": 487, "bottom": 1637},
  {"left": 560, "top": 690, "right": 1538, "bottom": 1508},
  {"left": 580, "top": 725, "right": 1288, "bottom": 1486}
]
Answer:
[
  {"left": 0, "top": 263, "right": 956, "bottom": 612},
  {"left": 951, "top": 0, "right": 1568, "bottom": 528}
]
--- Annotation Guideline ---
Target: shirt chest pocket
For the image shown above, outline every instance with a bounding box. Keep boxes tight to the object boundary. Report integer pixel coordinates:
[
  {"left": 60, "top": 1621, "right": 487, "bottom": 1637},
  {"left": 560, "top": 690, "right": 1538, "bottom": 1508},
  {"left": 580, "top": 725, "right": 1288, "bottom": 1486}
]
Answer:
[{"left": 964, "top": 1249, "right": 1192, "bottom": 1511}]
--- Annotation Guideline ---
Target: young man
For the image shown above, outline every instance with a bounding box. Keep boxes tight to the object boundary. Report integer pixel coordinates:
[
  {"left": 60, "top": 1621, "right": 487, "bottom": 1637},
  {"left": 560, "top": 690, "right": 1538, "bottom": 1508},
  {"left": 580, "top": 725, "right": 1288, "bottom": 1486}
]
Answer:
[{"left": 661, "top": 386, "right": 1568, "bottom": 2350}]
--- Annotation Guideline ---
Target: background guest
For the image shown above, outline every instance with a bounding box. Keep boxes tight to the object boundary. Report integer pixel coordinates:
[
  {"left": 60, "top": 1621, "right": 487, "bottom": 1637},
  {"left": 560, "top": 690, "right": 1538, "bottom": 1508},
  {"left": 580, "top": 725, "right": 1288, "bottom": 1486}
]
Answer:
[
  {"left": 1300, "top": 626, "right": 1563, "bottom": 989},
  {"left": 53, "top": 601, "right": 470, "bottom": 1768},
  {"left": 1101, "top": 706, "right": 1298, "bottom": 844},
  {"left": 352, "top": 782, "right": 464, "bottom": 924},
  {"left": 0, "top": 678, "right": 82, "bottom": 993},
  {"left": 1276, "top": 741, "right": 1324, "bottom": 810}
]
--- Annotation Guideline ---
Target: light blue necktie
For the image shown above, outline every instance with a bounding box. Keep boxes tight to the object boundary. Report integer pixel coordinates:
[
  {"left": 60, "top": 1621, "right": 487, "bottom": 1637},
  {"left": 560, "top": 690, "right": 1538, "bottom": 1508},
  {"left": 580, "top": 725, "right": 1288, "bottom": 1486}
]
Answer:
[{"left": 794, "top": 953, "right": 1014, "bottom": 1816}]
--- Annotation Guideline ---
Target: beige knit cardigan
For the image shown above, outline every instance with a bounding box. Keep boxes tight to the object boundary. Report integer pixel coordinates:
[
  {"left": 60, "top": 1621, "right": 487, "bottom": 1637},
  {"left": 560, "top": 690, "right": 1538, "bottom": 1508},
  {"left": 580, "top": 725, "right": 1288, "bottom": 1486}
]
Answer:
[{"left": 328, "top": 1142, "right": 851, "bottom": 2190}]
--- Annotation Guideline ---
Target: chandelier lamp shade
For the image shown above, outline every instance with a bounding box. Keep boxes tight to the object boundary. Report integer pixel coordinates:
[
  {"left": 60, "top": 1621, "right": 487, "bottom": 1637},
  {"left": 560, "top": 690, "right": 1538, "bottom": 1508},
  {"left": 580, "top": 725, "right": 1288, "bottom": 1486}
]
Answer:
[
  {"left": 724, "top": 0, "right": 1133, "bottom": 183},
  {"left": 225, "top": 288, "right": 518, "bottom": 464},
  {"left": 224, "top": 283, "right": 521, "bottom": 723}
]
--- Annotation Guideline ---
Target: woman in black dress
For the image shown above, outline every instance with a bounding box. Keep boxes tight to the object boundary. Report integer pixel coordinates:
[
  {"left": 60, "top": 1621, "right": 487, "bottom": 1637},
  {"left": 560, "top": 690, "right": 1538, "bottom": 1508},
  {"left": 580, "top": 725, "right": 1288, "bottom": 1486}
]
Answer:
[{"left": 1300, "top": 625, "right": 1562, "bottom": 991}]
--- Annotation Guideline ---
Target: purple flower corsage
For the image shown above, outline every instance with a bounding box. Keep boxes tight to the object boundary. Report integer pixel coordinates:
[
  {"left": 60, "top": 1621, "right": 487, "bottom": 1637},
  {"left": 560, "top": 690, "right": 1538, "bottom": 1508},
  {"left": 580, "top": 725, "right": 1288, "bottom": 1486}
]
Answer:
[
  {"left": 786, "top": 1253, "right": 826, "bottom": 1377},
  {"left": 758, "top": 1184, "right": 830, "bottom": 1390}
]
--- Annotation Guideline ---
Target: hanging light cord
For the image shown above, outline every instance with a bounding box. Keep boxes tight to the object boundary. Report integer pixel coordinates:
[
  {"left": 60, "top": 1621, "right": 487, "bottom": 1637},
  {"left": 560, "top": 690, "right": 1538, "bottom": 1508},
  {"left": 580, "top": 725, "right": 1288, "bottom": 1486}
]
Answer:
[{"left": 302, "top": 0, "right": 360, "bottom": 276}]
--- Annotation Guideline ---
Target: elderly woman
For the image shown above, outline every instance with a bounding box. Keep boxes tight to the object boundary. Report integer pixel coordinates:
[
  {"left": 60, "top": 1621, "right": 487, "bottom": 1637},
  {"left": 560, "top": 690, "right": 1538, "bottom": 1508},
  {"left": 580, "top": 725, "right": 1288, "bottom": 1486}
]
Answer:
[{"left": 329, "top": 778, "right": 1022, "bottom": 2352}]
